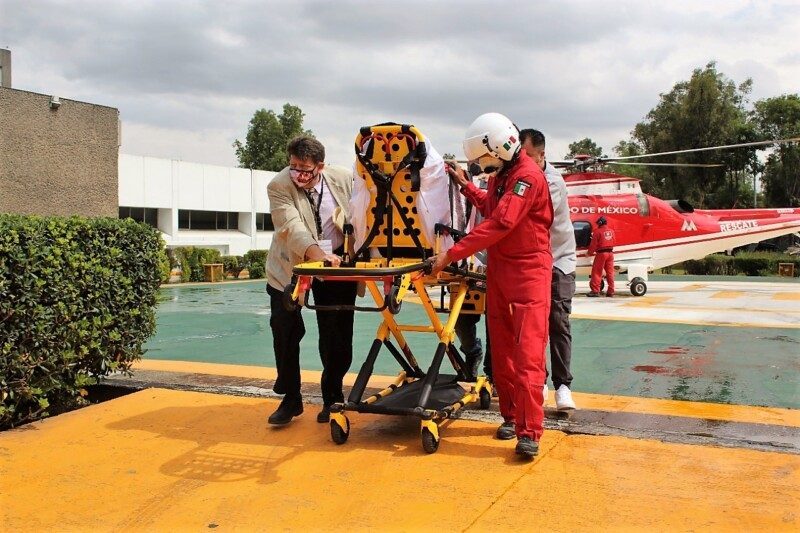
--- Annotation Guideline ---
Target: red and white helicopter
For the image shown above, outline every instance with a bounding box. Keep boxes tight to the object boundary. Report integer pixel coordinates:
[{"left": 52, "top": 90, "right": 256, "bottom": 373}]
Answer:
[{"left": 551, "top": 137, "right": 800, "bottom": 295}]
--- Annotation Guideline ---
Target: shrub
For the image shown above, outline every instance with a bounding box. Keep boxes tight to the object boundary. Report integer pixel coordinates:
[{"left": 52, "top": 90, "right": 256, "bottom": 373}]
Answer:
[
  {"left": 222, "top": 255, "right": 244, "bottom": 278},
  {"left": 173, "top": 247, "right": 222, "bottom": 282},
  {"left": 243, "top": 249, "right": 268, "bottom": 279},
  {"left": 0, "top": 215, "right": 163, "bottom": 429},
  {"left": 734, "top": 252, "right": 800, "bottom": 277},
  {"left": 157, "top": 248, "right": 171, "bottom": 283},
  {"left": 684, "top": 255, "right": 734, "bottom": 275},
  {"left": 682, "top": 252, "right": 800, "bottom": 277}
]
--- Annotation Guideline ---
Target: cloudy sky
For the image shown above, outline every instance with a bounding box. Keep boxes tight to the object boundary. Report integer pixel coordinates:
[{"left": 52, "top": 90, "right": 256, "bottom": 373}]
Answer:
[{"left": 2, "top": 0, "right": 799, "bottom": 168}]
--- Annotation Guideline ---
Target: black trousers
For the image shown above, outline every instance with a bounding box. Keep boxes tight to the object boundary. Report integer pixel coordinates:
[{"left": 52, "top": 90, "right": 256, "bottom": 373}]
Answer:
[
  {"left": 267, "top": 279, "right": 357, "bottom": 406},
  {"left": 548, "top": 268, "right": 575, "bottom": 389},
  {"left": 454, "top": 313, "right": 483, "bottom": 373}
]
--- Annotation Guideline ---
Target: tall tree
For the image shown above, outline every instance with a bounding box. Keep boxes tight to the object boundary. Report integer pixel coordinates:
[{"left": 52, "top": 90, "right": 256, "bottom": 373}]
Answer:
[
  {"left": 624, "top": 62, "right": 756, "bottom": 207},
  {"left": 752, "top": 94, "right": 800, "bottom": 207},
  {"left": 566, "top": 138, "right": 603, "bottom": 158},
  {"left": 233, "top": 103, "right": 313, "bottom": 171},
  {"left": 610, "top": 139, "right": 657, "bottom": 194}
]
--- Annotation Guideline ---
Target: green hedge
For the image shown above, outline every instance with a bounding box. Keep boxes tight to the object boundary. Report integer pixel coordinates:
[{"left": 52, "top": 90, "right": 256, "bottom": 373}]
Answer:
[
  {"left": 683, "top": 252, "right": 800, "bottom": 277},
  {"left": 222, "top": 255, "right": 244, "bottom": 278},
  {"left": 173, "top": 247, "right": 222, "bottom": 282},
  {"left": 0, "top": 215, "right": 163, "bottom": 429},
  {"left": 243, "top": 249, "right": 268, "bottom": 279}
]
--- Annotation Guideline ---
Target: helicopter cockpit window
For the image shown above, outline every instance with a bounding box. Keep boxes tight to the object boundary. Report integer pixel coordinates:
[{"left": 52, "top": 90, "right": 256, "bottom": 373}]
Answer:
[
  {"left": 636, "top": 194, "right": 650, "bottom": 216},
  {"left": 573, "top": 221, "right": 592, "bottom": 248}
]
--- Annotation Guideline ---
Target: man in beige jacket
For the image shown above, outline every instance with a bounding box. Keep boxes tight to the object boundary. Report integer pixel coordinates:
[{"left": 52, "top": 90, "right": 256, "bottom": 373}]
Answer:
[{"left": 266, "top": 136, "right": 357, "bottom": 426}]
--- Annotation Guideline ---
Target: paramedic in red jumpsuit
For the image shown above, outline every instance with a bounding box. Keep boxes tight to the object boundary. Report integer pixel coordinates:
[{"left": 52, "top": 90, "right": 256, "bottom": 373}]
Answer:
[
  {"left": 431, "top": 113, "right": 553, "bottom": 458},
  {"left": 587, "top": 216, "right": 616, "bottom": 297}
]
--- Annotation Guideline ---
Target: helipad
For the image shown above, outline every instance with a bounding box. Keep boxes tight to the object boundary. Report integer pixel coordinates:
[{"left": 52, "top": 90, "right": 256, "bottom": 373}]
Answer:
[{"left": 1, "top": 275, "right": 797, "bottom": 531}]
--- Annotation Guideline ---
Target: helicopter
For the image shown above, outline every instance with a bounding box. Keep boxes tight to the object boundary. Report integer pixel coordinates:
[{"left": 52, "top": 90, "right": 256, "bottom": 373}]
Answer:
[{"left": 550, "top": 137, "right": 800, "bottom": 296}]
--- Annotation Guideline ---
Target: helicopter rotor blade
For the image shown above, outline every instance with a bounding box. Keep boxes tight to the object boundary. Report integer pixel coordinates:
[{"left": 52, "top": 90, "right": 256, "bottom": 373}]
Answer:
[
  {"left": 605, "top": 161, "right": 724, "bottom": 168},
  {"left": 609, "top": 136, "right": 800, "bottom": 161}
]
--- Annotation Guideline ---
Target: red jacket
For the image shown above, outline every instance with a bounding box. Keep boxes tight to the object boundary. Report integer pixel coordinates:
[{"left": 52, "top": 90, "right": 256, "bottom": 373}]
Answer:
[
  {"left": 448, "top": 151, "right": 552, "bottom": 263},
  {"left": 588, "top": 226, "right": 616, "bottom": 256}
]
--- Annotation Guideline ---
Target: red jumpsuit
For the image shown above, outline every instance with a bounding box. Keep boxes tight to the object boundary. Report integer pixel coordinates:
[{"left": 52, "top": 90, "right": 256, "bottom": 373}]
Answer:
[
  {"left": 447, "top": 151, "right": 553, "bottom": 441},
  {"left": 588, "top": 225, "right": 616, "bottom": 295}
]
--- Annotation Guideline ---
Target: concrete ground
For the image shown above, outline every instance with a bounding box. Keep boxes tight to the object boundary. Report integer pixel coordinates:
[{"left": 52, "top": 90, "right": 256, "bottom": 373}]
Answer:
[
  {"left": 1, "top": 388, "right": 798, "bottom": 532},
  {"left": 1, "top": 276, "right": 798, "bottom": 531},
  {"left": 573, "top": 278, "right": 800, "bottom": 328}
]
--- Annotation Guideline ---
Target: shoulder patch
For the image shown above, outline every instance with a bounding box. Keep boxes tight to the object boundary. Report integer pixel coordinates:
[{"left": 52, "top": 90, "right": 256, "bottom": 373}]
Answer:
[{"left": 512, "top": 181, "right": 531, "bottom": 197}]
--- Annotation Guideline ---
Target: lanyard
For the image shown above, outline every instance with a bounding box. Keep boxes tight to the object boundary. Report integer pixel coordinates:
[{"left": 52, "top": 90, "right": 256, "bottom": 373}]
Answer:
[{"left": 305, "top": 176, "right": 325, "bottom": 238}]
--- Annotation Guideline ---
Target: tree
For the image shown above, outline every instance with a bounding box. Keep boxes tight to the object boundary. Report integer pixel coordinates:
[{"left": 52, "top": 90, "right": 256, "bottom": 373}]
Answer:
[
  {"left": 566, "top": 138, "right": 603, "bottom": 158},
  {"left": 622, "top": 62, "right": 756, "bottom": 207},
  {"left": 752, "top": 94, "right": 800, "bottom": 207},
  {"left": 610, "top": 139, "right": 658, "bottom": 194},
  {"left": 233, "top": 103, "right": 313, "bottom": 171}
]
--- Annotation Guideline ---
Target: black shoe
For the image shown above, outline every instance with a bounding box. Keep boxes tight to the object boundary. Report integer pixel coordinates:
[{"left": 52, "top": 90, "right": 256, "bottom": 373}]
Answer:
[
  {"left": 586, "top": 292, "right": 601, "bottom": 297},
  {"left": 515, "top": 436, "right": 539, "bottom": 458},
  {"left": 267, "top": 396, "right": 303, "bottom": 426},
  {"left": 496, "top": 421, "right": 516, "bottom": 440},
  {"left": 316, "top": 405, "right": 331, "bottom": 423},
  {"left": 272, "top": 379, "right": 286, "bottom": 395},
  {"left": 606, "top": 293, "right": 614, "bottom": 298}
]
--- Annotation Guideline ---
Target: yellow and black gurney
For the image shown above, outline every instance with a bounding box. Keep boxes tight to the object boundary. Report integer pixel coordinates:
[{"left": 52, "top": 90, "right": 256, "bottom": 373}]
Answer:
[{"left": 284, "top": 123, "right": 492, "bottom": 453}]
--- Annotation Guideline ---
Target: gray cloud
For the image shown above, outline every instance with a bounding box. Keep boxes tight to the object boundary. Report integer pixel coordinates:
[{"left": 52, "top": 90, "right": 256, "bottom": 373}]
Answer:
[{"left": 2, "top": 0, "right": 799, "bottom": 166}]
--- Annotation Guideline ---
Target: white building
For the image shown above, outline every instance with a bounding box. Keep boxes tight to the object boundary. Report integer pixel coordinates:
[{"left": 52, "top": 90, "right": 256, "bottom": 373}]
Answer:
[{"left": 118, "top": 154, "right": 277, "bottom": 255}]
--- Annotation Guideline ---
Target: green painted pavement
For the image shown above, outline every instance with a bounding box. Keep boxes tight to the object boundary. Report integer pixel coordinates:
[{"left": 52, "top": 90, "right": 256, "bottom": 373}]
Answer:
[{"left": 147, "top": 281, "right": 800, "bottom": 409}]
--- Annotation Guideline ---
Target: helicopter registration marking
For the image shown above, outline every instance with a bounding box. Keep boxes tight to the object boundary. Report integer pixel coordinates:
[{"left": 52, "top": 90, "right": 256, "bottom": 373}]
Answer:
[{"left": 719, "top": 220, "right": 759, "bottom": 232}]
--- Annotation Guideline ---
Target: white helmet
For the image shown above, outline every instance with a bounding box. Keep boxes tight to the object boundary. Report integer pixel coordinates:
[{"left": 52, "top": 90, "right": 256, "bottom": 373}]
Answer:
[{"left": 463, "top": 113, "right": 521, "bottom": 169}]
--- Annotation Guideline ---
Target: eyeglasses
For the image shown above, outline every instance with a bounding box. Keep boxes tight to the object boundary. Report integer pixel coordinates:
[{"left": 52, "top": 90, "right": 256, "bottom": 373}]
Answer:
[{"left": 289, "top": 167, "right": 316, "bottom": 178}]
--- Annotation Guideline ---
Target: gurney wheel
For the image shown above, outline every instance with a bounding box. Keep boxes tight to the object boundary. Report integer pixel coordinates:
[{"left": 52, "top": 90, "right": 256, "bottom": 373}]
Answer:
[
  {"left": 386, "top": 286, "right": 403, "bottom": 314},
  {"left": 330, "top": 417, "right": 350, "bottom": 445},
  {"left": 479, "top": 388, "right": 491, "bottom": 410},
  {"left": 421, "top": 427, "right": 439, "bottom": 454},
  {"left": 283, "top": 284, "right": 298, "bottom": 312}
]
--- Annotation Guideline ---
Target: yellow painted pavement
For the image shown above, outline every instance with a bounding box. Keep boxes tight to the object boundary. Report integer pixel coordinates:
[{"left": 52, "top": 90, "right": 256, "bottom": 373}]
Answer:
[
  {"left": 0, "top": 388, "right": 797, "bottom": 532},
  {"left": 134, "top": 359, "right": 800, "bottom": 428},
  {"left": 774, "top": 292, "right": 800, "bottom": 301},
  {"left": 710, "top": 290, "right": 746, "bottom": 299},
  {"left": 621, "top": 295, "right": 672, "bottom": 307},
  {"left": 681, "top": 283, "right": 709, "bottom": 291}
]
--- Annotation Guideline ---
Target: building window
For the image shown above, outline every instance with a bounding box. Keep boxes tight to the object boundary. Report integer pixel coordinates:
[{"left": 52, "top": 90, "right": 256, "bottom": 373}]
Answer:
[
  {"left": 573, "top": 221, "right": 592, "bottom": 248},
  {"left": 119, "top": 206, "right": 158, "bottom": 228},
  {"left": 177, "top": 210, "right": 239, "bottom": 230},
  {"left": 256, "top": 213, "right": 274, "bottom": 231}
]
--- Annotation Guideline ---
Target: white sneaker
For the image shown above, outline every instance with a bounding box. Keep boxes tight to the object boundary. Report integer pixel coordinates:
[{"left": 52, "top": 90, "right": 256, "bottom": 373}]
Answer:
[
  {"left": 555, "top": 385, "right": 576, "bottom": 411},
  {"left": 542, "top": 384, "right": 549, "bottom": 407}
]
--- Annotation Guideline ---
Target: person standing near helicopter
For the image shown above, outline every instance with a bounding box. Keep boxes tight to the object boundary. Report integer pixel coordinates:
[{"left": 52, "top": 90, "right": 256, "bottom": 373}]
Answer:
[
  {"left": 520, "top": 129, "right": 577, "bottom": 411},
  {"left": 587, "top": 216, "right": 616, "bottom": 297},
  {"left": 432, "top": 112, "right": 553, "bottom": 459}
]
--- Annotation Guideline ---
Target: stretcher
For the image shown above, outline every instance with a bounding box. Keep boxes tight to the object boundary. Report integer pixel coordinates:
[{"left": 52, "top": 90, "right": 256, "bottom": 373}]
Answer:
[{"left": 284, "top": 123, "right": 492, "bottom": 453}]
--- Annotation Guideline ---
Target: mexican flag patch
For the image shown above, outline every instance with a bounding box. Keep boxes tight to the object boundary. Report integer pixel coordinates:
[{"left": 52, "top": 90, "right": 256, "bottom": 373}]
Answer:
[{"left": 513, "top": 181, "right": 530, "bottom": 197}]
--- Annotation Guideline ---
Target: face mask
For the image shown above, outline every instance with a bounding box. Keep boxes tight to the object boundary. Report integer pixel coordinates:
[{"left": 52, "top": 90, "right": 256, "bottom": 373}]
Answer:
[
  {"left": 477, "top": 154, "right": 503, "bottom": 173},
  {"left": 289, "top": 167, "right": 318, "bottom": 188}
]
